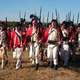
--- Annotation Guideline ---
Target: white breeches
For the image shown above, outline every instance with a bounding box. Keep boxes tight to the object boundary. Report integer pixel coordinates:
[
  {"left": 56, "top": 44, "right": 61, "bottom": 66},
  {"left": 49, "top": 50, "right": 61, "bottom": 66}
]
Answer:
[
  {"left": 0, "top": 47, "right": 5, "bottom": 69},
  {"left": 47, "top": 44, "right": 58, "bottom": 65},
  {"left": 60, "top": 43, "right": 70, "bottom": 66},
  {"left": 13, "top": 47, "right": 23, "bottom": 69},
  {"left": 29, "top": 42, "right": 39, "bottom": 64},
  {"left": 78, "top": 38, "right": 80, "bottom": 47}
]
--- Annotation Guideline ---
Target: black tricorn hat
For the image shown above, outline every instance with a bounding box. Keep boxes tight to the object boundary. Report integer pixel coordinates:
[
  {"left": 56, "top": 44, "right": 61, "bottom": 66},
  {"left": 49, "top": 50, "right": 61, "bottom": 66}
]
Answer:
[
  {"left": 61, "top": 21, "right": 69, "bottom": 28},
  {"left": 20, "top": 18, "right": 25, "bottom": 22},
  {"left": 37, "top": 22, "right": 43, "bottom": 28},
  {"left": 51, "top": 19, "right": 57, "bottom": 23},
  {"left": 77, "top": 23, "right": 80, "bottom": 27},
  {"left": 68, "top": 21, "right": 74, "bottom": 26},
  {"left": 51, "top": 19, "right": 58, "bottom": 26},
  {"left": 30, "top": 14, "right": 39, "bottom": 21},
  {"left": 61, "top": 21, "right": 67, "bottom": 25}
]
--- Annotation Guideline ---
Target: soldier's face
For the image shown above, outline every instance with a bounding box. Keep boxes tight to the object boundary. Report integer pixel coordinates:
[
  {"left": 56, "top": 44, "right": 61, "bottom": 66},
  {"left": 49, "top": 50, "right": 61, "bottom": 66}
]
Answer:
[
  {"left": 69, "top": 26, "right": 72, "bottom": 31},
  {"left": 32, "top": 20, "right": 36, "bottom": 26},
  {"left": 0, "top": 27, "right": 2, "bottom": 31},
  {"left": 0, "top": 29, "right": 1, "bottom": 31},
  {"left": 78, "top": 27, "right": 80, "bottom": 32},
  {"left": 61, "top": 25, "right": 65, "bottom": 30},
  {"left": 15, "top": 27, "right": 17, "bottom": 30},
  {"left": 51, "top": 22, "right": 56, "bottom": 28},
  {"left": 49, "top": 24, "right": 51, "bottom": 28},
  {"left": 29, "top": 24, "right": 31, "bottom": 27}
]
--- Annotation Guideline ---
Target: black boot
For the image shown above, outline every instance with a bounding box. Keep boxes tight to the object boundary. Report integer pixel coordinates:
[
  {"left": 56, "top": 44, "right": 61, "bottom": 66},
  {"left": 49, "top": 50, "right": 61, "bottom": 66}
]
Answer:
[
  {"left": 4, "top": 60, "right": 8, "bottom": 66},
  {"left": 48, "top": 61, "right": 50, "bottom": 66},
  {"left": 41, "top": 53, "right": 43, "bottom": 61},
  {"left": 54, "top": 65, "right": 58, "bottom": 70},
  {"left": 35, "top": 63, "right": 39, "bottom": 70},
  {"left": 50, "top": 61, "right": 53, "bottom": 68}
]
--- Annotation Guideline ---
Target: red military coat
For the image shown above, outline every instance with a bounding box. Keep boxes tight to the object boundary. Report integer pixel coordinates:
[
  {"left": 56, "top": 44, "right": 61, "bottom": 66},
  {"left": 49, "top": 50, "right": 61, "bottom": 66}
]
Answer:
[{"left": 11, "top": 30, "right": 22, "bottom": 48}]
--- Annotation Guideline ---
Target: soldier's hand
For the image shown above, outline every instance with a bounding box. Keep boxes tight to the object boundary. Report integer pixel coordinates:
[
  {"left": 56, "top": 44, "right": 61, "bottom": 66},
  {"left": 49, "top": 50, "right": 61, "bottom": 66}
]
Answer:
[{"left": 58, "top": 41, "right": 61, "bottom": 45}]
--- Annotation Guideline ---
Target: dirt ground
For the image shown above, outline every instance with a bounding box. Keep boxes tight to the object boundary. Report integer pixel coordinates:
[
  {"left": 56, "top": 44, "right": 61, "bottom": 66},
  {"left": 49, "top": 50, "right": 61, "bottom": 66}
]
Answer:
[{"left": 0, "top": 50, "right": 80, "bottom": 80}]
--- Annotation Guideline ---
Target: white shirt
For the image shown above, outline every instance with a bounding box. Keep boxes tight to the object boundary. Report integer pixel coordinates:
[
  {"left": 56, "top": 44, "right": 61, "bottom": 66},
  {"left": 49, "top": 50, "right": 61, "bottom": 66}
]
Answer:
[
  {"left": 32, "top": 27, "right": 37, "bottom": 41},
  {"left": 48, "top": 28, "right": 57, "bottom": 41},
  {"left": 78, "top": 33, "right": 80, "bottom": 42},
  {"left": 62, "top": 29, "right": 68, "bottom": 37}
]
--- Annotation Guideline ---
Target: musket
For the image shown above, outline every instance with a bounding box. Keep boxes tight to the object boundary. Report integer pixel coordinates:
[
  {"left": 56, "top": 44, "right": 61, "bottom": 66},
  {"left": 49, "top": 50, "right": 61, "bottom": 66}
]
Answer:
[
  {"left": 19, "top": 11, "right": 21, "bottom": 21},
  {"left": 69, "top": 11, "right": 71, "bottom": 21},
  {"left": 67, "top": 11, "right": 71, "bottom": 22},
  {"left": 58, "top": 12, "right": 60, "bottom": 24},
  {"left": 72, "top": 14, "right": 74, "bottom": 24},
  {"left": 47, "top": 11, "right": 49, "bottom": 26},
  {"left": 65, "top": 14, "right": 68, "bottom": 21},
  {"left": 55, "top": 8, "right": 60, "bottom": 24},
  {"left": 77, "top": 12, "right": 79, "bottom": 24},
  {"left": 5, "top": 17, "right": 7, "bottom": 28},
  {"left": 52, "top": 12, "right": 54, "bottom": 20},
  {"left": 67, "top": 12, "right": 69, "bottom": 21},
  {"left": 55, "top": 9, "right": 58, "bottom": 21},
  {"left": 39, "top": 7, "right": 42, "bottom": 22},
  {"left": 24, "top": 11, "right": 26, "bottom": 21},
  {"left": 42, "top": 15, "right": 44, "bottom": 25}
]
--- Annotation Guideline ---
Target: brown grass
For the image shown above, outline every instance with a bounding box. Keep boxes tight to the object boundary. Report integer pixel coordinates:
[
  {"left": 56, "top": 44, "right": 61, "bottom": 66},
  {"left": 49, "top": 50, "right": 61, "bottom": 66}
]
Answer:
[{"left": 0, "top": 50, "right": 80, "bottom": 80}]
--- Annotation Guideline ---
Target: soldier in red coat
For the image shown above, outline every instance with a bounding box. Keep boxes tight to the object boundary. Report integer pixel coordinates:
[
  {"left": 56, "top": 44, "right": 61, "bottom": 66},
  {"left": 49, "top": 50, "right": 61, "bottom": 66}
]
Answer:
[
  {"left": 68, "top": 22, "right": 76, "bottom": 55},
  {"left": 26, "top": 24, "right": 32, "bottom": 43},
  {"left": 11, "top": 27, "right": 23, "bottom": 70},
  {"left": 22, "top": 29, "right": 26, "bottom": 50},
  {"left": 7, "top": 27, "right": 11, "bottom": 49},
  {"left": 59, "top": 21, "right": 72, "bottom": 67},
  {"left": 47, "top": 19, "right": 59, "bottom": 70},
  {"left": 76, "top": 24, "right": 80, "bottom": 50},
  {"left": 25, "top": 24, "right": 32, "bottom": 52},
  {"left": 0, "top": 26, "right": 8, "bottom": 69},
  {"left": 10, "top": 27, "right": 15, "bottom": 49},
  {"left": 29, "top": 19, "right": 40, "bottom": 70},
  {"left": 43, "top": 23, "right": 51, "bottom": 43}
]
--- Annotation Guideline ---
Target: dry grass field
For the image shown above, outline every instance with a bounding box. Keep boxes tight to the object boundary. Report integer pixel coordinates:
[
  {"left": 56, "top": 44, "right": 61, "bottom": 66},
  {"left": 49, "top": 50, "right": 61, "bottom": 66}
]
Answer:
[{"left": 0, "top": 50, "right": 80, "bottom": 80}]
